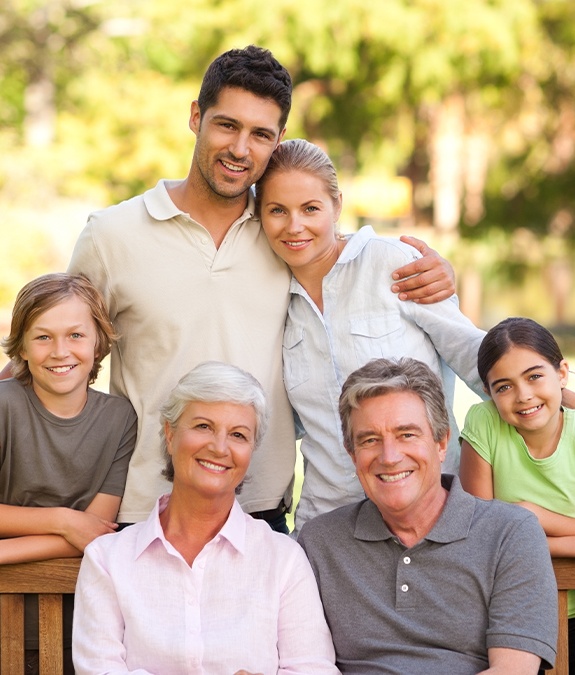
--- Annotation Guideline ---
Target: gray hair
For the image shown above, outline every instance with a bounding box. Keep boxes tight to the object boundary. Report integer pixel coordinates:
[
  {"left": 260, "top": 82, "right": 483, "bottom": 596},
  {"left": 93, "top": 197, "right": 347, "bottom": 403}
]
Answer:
[
  {"left": 339, "top": 357, "right": 449, "bottom": 453},
  {"left": 160, "top": 361, "right": 268, "bottom": 482}
]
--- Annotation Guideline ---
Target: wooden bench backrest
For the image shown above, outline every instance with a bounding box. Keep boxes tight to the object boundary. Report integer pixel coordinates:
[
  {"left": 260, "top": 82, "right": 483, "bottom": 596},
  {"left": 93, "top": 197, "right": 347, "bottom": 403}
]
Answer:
[
  {"left": 0, "top": 556, "right": 572, "bottom": 673},
  {"left": 0, "top": 558, "right": 81, "bottom": 675}
]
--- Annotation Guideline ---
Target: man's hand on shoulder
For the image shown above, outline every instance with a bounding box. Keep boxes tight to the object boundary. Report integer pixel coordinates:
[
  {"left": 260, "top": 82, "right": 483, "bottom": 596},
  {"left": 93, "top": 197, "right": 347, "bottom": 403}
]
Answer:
[{"left": 391, "top": 235, "right": 455, "bottom": 304}]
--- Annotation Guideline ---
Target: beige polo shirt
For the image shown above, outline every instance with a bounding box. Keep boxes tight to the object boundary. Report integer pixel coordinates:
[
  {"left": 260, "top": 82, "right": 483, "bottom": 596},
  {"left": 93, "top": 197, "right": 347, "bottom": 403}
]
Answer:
[{"left": 69, "top": 180, "right": 295, "bottom": 522}]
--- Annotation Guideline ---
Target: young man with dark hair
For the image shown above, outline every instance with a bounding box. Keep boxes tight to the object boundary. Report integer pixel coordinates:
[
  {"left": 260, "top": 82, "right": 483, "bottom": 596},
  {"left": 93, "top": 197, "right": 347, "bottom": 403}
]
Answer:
[{"left": 68, "top": 46, "right": 454, "bottom": 532}]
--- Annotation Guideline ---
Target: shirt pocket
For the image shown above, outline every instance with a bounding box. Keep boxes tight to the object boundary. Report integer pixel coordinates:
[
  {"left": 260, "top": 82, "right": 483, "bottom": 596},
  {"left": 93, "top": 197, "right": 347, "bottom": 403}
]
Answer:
[
  {"left": 349, "top": 314, "right": 404, "bottom": 367},
  {"left": 282, "top": 325, "right": 310, "bottom": 390}
]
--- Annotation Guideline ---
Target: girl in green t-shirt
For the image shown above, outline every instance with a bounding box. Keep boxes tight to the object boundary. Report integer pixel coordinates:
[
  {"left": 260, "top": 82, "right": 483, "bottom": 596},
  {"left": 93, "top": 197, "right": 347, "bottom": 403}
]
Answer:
[
  {"left": 461, "top": 316, "right": 574, "bottom": 554},
  {"left": 460, "top": 317, "right": 575, "bottom": 672}
]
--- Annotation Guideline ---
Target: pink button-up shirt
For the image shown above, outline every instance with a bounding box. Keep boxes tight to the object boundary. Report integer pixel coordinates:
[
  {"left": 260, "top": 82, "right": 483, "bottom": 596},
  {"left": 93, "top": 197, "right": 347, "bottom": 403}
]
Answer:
[{"left": 73, "top": 496, "right": 339, "bottom": 674}]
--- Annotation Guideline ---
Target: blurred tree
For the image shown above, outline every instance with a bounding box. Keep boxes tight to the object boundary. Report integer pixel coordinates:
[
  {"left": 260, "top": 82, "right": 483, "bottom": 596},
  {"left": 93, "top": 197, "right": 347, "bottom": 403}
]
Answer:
[
  {"left": 0, "top": 0, "right": 573, "bottom": 326},
  {"left": 0, "top": 0, "right": 102, "bottom": 146},
  {"left": 126, "top": 0, "right": 573, "bottom": 240}
]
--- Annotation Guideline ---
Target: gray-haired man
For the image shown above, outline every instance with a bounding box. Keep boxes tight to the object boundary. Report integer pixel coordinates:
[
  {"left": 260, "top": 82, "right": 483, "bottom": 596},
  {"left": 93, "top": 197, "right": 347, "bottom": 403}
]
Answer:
[{"left": 299, "top": 357, "right": 558, "bottom": 674}]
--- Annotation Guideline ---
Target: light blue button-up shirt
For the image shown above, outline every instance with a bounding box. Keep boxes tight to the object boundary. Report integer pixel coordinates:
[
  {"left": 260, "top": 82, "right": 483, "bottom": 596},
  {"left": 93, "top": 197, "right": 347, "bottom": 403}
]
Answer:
[{"left": 284, "top": 226, "right": 486, "bottom": 532}]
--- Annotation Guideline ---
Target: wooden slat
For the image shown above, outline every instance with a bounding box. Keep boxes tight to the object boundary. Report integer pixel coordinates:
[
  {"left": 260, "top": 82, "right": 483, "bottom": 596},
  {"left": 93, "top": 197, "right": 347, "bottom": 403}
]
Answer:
[
  {"left": 0, "top": 593, "right": 25, "bottom": 675},
  {"left": 0, "top": 559, "right": 80, "bottom": 675},
  {"left": 39, "top": 594, "right": 64, "bottom": 674},
  {"left": 549, "top": 558, "right": 575, "bottom": 675}
]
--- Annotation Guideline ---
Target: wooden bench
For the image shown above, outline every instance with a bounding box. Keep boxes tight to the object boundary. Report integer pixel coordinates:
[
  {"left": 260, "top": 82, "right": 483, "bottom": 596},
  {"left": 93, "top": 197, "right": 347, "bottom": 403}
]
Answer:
[
  {"left": 0, "top": 558, "right": 81, "bottom": 675},
  {"left": 551, "top": 557, "right": 575, "bottom": 675},
  {"left": 0, "top": 556, "right": 572, "bottom": 673}
]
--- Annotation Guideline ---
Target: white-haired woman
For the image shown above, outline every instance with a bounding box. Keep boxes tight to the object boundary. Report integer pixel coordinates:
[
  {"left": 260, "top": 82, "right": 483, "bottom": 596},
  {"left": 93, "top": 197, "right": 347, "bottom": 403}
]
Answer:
[{"left": 73, "top": 361, "right": 339, "bottom": 675}]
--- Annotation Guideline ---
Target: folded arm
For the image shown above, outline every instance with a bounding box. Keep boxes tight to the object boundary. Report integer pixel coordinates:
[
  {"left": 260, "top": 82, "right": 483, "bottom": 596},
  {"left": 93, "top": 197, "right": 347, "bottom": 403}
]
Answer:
[
  {"left": 515, "top": 502, "right": 575, "bottom": 556},
  {"left": 479, "top": 647, "right": 541, "bottom": 674},
  {"left": 458, "top": 441, "right": 495, "bottom": 499},
  {"left": 0, "top": 493, "right": 120, "bottom": 564}
]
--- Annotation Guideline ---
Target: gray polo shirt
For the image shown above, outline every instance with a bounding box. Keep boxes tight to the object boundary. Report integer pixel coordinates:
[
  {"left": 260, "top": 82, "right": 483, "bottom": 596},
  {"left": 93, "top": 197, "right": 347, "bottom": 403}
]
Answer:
[{"left": 299, "top": 475, "right": 557, "bottom": 674}]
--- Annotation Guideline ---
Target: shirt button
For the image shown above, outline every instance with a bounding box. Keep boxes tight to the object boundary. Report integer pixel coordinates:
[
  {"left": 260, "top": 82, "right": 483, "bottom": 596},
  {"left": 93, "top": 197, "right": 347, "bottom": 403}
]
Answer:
[
  {"left": 201, "top": 238, "right": 208, "bottom": 245},
  {"left": 401, "top": 584, "right": 409, "bottom": 592},
  {"left": 403, "top": 556, "right": 411, "bottom": 564}
]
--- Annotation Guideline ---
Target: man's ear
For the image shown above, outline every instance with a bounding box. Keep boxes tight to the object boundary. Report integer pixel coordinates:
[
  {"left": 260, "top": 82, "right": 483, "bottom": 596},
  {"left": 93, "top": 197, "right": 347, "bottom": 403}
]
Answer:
[
  {"left": 275, "top": 126, "right": 287, "bottom": 147},
  {"left": 189, "top": 100, "right": 201, "bottom": 135},
  {"left": 437, "top": 429, "right": 450, "bottom": 464}
]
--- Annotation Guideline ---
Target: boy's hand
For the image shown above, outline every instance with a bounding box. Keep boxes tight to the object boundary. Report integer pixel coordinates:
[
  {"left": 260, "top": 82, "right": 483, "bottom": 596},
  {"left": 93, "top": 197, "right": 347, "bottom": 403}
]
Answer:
[{"left": 58, "top": 508, "right": 117, "bottom": 551}]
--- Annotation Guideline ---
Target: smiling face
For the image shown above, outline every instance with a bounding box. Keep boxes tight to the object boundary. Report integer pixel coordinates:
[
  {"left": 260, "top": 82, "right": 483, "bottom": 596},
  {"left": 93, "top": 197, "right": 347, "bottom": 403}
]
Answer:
[
  {"left": 20, "top": 295, "right": 98, "bottom": 416},
  {"left": 165, "top": 400, "right": 256, "bottom": 502},
  {"left": 486, "top": 345, "right": 568, "bottom": 443},
  {"left": 259, "top": 169, "right": 342, "bottom": 273},
  {"left": 349, "top": 391, "right": 448, "bottom": 531},
  {"left": 190, "top": 86, "right": 285, "bottom": 202}
]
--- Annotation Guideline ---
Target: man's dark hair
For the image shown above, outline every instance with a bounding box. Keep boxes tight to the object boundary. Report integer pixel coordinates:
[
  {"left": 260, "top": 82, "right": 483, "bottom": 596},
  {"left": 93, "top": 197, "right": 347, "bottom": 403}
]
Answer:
[{"left": 198, "top": 45, "right": 292, "bottom": 129}]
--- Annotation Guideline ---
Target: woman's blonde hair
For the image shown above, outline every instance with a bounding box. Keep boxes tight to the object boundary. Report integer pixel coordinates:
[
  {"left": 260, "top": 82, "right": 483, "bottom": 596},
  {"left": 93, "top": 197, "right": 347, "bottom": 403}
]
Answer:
[{"left": 255, "top": 138, "right": 341, "bottom": 214}]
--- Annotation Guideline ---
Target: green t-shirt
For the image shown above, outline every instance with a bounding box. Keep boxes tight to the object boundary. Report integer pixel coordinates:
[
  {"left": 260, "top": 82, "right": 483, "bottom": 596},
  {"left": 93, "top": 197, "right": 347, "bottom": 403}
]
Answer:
[{"left": 462, "top": 400, "right": 575, "bottom": 616}]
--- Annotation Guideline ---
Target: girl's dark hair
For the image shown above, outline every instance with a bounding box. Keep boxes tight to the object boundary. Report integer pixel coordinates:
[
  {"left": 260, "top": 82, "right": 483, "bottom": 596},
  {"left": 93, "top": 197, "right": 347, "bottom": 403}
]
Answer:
[{"left": 478, "top": 317, "right": 564, "bottom": 388}]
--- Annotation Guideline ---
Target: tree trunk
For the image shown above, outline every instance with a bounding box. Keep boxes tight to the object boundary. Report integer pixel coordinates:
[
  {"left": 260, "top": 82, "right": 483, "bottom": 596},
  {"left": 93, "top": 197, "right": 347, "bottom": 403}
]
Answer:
[
  {"left": 430, "top": 93, "right": 465, "bottom": 234},
  {"left": 24, "top": 68, "right": 56, "bottom": 148}
]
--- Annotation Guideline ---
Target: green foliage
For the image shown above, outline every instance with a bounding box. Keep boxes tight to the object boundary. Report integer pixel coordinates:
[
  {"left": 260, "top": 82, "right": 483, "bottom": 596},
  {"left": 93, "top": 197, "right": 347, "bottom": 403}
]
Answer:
[
  {"left": 0, "top": 0, "right": 574, "bottom": 324},
  {"left": 0, "top": 206, "right": 61, "bottom": 307}
]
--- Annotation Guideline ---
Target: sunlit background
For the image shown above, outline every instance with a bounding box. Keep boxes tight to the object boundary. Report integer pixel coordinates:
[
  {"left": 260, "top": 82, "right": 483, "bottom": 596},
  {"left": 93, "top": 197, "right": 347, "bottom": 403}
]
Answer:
[
  {"left": 0, "top": 0, "right": 575, "bottom": 346},
  {"left": 1, "top": 0, "right": 574, "bottom": 359},
  {"left": 2, "top": 0, "right": 574, "bottom": 527}
]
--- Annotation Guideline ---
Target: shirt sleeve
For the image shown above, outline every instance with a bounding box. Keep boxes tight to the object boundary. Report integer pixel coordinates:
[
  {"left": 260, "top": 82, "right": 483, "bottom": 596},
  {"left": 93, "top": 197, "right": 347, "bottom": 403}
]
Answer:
[
  {"left": 401, "top": 293, "right": 486, "bottom": 397},
  {"left": 277, "top": 543, "right": 340, "bottom": 674},
  {"left": 368, "top": 237, "right": 486, "bottom": 398},
  {"left": 68, "top": 214, "right": 117, "bottom": 321},
  {"left": 98, "top": 399, "right": 137, "bottom": 497},
  {"left": 73, "top": 540, "right": 154, "bottom": 675},
  {"left": 485, "top": 510, "right": 558, "bottom": 669},
  {"left": 460, "top": 402, "right": 499, "bottom": 465}
]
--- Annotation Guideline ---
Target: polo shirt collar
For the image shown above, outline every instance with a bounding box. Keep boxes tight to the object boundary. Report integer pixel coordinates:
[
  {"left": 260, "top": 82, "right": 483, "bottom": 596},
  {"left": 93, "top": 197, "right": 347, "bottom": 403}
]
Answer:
[
  {"left": 143, "top": 180, "right": 256, "bottom": 225},
  {"left": 354, "top": 499, "right": 395, "bottom": 541},
  {"left": 354, "top": 474, "right": 475, "bottom": 545},
  {"left": 134, "top": 495, "right": 247, "bottom": 559},
  {"left": 424, "top": 475, "right": 475, "bottom": 543},
  {"left": 143, "top": 180, "right": 185, "bottom": 221}
]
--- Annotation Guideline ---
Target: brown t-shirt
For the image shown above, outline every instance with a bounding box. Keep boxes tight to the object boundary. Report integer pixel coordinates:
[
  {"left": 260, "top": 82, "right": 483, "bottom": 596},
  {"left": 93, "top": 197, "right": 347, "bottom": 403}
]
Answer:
[{"left": 0, "top": 378, "right": 137, "bottom": 648}]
